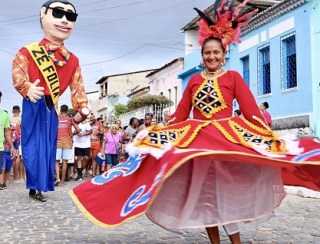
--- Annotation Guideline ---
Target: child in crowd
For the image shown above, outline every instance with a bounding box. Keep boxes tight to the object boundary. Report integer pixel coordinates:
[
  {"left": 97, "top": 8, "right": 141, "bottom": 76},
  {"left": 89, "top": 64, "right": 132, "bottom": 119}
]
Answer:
[{"left": 0, "top": 126, "right": 18, "bottom": 189}]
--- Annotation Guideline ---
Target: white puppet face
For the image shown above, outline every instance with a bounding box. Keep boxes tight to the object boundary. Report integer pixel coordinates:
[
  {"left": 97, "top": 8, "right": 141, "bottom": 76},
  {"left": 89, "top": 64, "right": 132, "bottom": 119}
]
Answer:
[{"left": 40, "top": 2, "right": 77, "bottom": 44}]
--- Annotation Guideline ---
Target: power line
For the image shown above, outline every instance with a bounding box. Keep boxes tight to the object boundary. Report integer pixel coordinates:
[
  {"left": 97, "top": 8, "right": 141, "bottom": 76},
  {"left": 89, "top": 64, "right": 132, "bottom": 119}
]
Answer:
[
  {"left": 78, "top": 0, "right": 196, "bottom": 28},
  {"left": 77, "top": 0, "right": 109, "bottom": 8},
  {"left": 0, "top": 0, "right": 196, "bottom": 33},
  {"left": 81, "top": 45, "right": 149, "bottom": 66},
  {"left": 0, "top": 14, "right": 37, "bottom": 23},
  {"left": 0, "top": 48, "right": 15, "bottom": 56},
  {"left": 0, "top": 0, "right": 157, "bottom": 25},
  {"left": 0, "top": 31, "right": 42, "bottom": 36},
  {"left": 4, "top": 19, "right": 38, "bottom": 26},
  {"left": 80, "top": 43, "right": 186, "bottom": 66},
  {"left": 0, "top": 42, "right": 188, "bottom": 65},
  {"left": 80, "top": 0, "right": 156, "bottom": 14},
  {"left": 75, "top": 28, "right": 180, "bottom": 39}
]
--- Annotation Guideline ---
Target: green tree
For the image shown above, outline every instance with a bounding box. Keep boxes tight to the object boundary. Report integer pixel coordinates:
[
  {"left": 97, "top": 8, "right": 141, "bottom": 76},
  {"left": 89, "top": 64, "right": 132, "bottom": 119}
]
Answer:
[
  {"left": 68, "top": 108, "right": 76, "bottom": 115},
  {"left": 114, "top": 103, "right": 130, "bottom": 117},
  {"left": 127, "top": 95, "right": 173, "bottom": 110}
]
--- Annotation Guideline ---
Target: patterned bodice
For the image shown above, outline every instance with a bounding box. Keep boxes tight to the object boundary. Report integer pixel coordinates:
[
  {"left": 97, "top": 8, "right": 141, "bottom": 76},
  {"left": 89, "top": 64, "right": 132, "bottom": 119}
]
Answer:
[
  {"left": 171, "top": 70, "right": 266, "bottom": 126},
  {"left": 193, "top": 72, "right": 227, "bottom": 119}
]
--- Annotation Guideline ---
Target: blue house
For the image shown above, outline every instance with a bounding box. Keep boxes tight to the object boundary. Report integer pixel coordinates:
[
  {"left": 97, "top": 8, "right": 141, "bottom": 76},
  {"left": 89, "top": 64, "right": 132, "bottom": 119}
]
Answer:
[{"left": 179, "top": 0, "right": 320, "bottom": 137}]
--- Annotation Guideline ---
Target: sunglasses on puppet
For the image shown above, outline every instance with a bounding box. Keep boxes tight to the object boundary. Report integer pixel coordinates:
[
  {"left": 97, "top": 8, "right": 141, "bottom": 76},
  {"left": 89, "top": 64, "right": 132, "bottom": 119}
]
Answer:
[{"left": 46, "top": 6, "right": 78, "bottom": 22}]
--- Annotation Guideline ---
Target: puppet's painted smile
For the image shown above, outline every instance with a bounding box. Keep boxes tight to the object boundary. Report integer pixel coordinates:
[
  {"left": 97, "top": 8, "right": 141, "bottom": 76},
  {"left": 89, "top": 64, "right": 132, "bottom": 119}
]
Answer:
[{"left": 54, "top": 24, "right": 72, "bottom": 32}]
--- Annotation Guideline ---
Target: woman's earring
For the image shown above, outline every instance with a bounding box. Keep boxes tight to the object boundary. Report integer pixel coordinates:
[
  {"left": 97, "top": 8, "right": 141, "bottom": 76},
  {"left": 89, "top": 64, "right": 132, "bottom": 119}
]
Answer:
[{"left": 200, "top": 61, "right": 205, "bottom": 71}]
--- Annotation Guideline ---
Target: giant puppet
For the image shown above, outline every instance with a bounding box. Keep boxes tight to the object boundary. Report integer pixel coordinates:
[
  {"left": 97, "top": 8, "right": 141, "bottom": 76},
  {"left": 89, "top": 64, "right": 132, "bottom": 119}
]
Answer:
[{"left": 12, "top": 0, "right": 88, "bottom": 202}]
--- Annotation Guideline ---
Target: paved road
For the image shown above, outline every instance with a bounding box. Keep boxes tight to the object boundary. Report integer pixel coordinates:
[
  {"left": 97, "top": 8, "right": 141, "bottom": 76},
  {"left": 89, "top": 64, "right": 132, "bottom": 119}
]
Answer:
[{"left": 1, "top": 179, "right": 320, "bottom": 244}]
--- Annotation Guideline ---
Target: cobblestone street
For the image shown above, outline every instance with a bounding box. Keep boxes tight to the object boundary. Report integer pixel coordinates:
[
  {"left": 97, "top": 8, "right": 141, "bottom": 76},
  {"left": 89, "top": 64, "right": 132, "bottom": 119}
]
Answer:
[{"left": 1, "top": 179, "right": 319, "bottom": 243}]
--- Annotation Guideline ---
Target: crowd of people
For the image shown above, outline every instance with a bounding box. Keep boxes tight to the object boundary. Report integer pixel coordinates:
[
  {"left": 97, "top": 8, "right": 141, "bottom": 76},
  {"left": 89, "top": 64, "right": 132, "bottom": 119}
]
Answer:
[
  {"left": 1, "top": 91, "right": 274, "bottom": 180},
  {"left": 54, "top": 107, "right": 174, "bottom": 185},
  {"left": 1, "top": 94, "right": 273, "bottom": 193},
  {"left": 234, "top": 101, "right": 272, "bottom": 128},
  {"left": 0, "top": 92, "right": 175, "bottom": 191},
  {"left": 0, "top": 98, "right": 23, "bottom": 190}
]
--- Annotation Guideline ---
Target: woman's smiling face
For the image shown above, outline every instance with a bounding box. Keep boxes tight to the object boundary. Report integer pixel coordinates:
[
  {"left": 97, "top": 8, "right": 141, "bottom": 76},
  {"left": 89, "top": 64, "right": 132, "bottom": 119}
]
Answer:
[{"left": 202, "top": 39, "right": 226, "bottom": 72}]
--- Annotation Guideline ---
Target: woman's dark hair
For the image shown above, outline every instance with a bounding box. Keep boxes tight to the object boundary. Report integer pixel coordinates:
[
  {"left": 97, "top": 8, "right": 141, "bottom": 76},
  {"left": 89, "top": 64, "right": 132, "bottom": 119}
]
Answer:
[
  {"left": 263, "top": 102, "right": 269, "bottom": 109},
  {"left": 138, "top": 119, "right": 145, "bottom": 127},
  {"left": 201, "top": 36, "right": 225, "bottom": 55},
  {"left": 234, "top": 109, "right": 241, "bottom": 116},
  {"left": 129, "top": 117, "right": 138, "bottom": 126}
]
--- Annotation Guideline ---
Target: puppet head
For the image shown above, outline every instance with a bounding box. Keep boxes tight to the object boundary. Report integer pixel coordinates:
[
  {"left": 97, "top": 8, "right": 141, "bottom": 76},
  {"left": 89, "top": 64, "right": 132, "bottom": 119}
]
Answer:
[{"left": 40, "top": 0, "right": 78, "bottom": 44}]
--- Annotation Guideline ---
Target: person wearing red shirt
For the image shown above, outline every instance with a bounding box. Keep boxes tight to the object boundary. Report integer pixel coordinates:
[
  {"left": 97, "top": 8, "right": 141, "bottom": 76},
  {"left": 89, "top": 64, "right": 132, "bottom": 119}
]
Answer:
[
  {"left": 260, "top": 102, "right": 272, "bottom": 128},
  {"left": 55, "top": 104, "right": 79, "bottom": 186},
  {"left": 90, "top": 114, "right": 104, "bottom": 177}
]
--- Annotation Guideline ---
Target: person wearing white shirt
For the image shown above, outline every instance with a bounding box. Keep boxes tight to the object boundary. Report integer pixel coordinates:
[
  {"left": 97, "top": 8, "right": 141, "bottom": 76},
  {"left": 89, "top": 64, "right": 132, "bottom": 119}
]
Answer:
[{"left": 73, "top": 120, "right": 92, "bottom": 181}]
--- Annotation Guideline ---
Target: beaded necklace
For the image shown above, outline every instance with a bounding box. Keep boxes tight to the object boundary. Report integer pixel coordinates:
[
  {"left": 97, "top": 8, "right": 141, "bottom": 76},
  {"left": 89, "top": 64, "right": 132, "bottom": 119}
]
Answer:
[
  {"left": 204, "top": 69, "right": 221, "bottom": 75},
  {"left": 202, "top": 69, "right": 224, "bottom": 80},
  {"left": 46, "top": 45, "right": 71, "bottom": 67}
]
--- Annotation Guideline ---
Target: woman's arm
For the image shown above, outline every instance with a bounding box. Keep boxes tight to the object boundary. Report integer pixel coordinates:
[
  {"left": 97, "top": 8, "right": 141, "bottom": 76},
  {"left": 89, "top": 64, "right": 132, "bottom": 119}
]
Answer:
[{"left": 233, "top": 71, "right": 266, "bottom": 126}]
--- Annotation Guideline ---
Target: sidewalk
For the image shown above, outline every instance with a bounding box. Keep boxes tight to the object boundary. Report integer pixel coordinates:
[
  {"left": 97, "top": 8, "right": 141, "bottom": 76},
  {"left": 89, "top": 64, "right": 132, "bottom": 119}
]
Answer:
[{"left": 0, "top": 179, "right": 319, "bottom": 243}]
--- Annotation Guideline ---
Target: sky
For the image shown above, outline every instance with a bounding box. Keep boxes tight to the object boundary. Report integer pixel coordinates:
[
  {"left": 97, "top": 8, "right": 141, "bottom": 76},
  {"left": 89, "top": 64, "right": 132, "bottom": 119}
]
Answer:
[{"left": 0, "top": 0, "right": 212, "bottom": 113}]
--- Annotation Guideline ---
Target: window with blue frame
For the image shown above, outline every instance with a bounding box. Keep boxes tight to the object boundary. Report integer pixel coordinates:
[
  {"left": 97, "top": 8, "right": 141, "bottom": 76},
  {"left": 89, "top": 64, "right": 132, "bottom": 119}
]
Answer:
[
  {"left": 241, "top": 56, "right": 250, "bottom": 86},
  {"left": 281, "top": 33, "right": 297, "bottom": 90},
  {"left": 258, "top": 44, "right": 271, "bottom": 95}
]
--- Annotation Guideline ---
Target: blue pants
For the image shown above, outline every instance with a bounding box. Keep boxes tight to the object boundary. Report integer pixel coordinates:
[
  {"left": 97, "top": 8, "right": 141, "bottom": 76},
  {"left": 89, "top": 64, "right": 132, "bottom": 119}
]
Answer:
[
  {"left": 21, "top": 97, "right": 58, "bottom": 192},
  {"left": 0, "top": 151, "right": 3, "bottom": 175},
  {"left": 106, "top": 154, "right": 118, "bottom": 166},
  {"left": 3, "top": 150, "right": 13, "bottom": 172}
]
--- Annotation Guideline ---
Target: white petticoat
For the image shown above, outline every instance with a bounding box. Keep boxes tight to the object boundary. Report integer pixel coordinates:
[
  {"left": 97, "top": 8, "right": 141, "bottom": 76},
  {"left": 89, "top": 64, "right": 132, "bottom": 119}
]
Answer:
[{"left": 146, "top": 159, "right": 285, "bottom": 235}]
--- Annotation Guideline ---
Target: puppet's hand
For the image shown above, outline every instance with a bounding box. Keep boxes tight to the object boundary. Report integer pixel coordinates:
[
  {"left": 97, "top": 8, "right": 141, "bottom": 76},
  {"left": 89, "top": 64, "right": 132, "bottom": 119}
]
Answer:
[{"left": 27, "top": 79, "right": 44, "bottom": 103}]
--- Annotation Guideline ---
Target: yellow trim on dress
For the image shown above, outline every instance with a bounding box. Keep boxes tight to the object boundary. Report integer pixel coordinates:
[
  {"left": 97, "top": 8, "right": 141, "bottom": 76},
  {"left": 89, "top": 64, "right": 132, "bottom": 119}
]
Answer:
[
  {"left": 229, "top": 120, "right": 286, "bottom": 153},
  {"left": 242, "top": 117, "right": 272, "bottom": 135},
  {"left": 212, "top": 121, "right": 238, "bottom": 143},
  {"left": 135, "top": 121, "right": 212, "bottom": 149}
]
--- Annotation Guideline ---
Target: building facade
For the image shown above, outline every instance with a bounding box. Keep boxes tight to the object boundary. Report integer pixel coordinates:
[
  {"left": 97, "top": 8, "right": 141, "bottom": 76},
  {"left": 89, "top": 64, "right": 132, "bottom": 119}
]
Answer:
[
  {"left": 96, "top": 69, "right": 156, "bottom": 122},
  {"left": 86, "top": 90, "right": 99, "bottom": 117},
  {"left": 147, "top": 58, "right": 184, "bottom": 111}
]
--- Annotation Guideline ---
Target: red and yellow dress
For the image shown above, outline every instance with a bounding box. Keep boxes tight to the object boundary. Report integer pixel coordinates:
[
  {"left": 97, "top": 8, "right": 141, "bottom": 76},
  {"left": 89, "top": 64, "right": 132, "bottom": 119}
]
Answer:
[{"left": 71, "top": 70, "right": 320, "bottom": 234}]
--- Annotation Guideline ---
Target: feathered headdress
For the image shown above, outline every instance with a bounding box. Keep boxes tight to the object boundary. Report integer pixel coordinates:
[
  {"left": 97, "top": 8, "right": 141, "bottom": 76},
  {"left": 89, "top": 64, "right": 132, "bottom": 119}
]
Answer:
[{"left": 194, "top": 0, "right": 258, "bottom": 49}]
